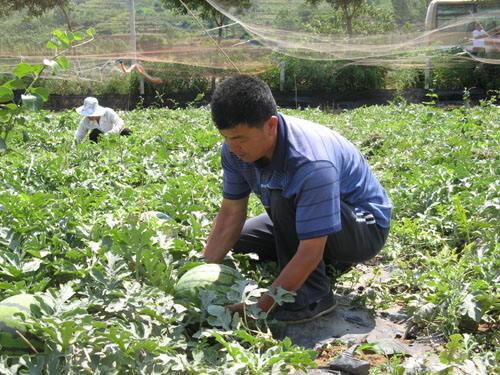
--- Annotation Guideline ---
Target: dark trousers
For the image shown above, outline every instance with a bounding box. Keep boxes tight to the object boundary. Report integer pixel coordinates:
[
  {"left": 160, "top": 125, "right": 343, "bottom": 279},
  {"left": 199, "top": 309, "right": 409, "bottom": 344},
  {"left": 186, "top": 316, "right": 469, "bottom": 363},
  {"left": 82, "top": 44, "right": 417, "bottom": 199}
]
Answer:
[
  {"left": 89, "top": 128, "right": 132, "bottom": 143},
  {"left": 233, "top": 190, "right": 389, "bottom": 309}
]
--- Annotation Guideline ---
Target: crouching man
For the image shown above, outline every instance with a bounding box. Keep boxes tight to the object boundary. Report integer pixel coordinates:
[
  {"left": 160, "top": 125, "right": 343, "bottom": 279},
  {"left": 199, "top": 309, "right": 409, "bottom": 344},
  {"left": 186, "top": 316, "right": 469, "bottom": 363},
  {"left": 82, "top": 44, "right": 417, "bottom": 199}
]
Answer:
[{"left": 203, "top": 75, "right": 392, "bottom": 323}]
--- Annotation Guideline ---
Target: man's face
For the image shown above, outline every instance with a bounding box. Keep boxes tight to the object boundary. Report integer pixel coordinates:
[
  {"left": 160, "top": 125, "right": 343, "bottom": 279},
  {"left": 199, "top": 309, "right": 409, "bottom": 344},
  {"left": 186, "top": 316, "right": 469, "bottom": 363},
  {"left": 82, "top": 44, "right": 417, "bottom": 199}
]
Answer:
[
  {"left": 220, "top": 116, "right": 278, "bottom": 163},
  {"left": 88, "top": 116, "right": 100, "bottom": 122}
]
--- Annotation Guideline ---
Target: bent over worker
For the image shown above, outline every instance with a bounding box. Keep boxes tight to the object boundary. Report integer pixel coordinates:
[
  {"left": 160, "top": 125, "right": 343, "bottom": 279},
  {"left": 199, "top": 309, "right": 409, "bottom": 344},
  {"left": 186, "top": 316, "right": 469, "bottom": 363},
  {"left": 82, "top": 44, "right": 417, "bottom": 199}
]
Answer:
[
  {"left": 75, "top": 97, "right": 132, "bottom": 144},
  {"left": 203, "top": 74, "right": 392, "bottom": 323}
]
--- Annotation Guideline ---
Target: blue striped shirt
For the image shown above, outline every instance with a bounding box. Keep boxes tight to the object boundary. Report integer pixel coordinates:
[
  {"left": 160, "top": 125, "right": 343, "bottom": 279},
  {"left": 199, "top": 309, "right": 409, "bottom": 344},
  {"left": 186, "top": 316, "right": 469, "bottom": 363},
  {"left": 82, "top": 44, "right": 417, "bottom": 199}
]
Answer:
[{"left": 222, "top": 114, "right": 392, "bottom": 240}]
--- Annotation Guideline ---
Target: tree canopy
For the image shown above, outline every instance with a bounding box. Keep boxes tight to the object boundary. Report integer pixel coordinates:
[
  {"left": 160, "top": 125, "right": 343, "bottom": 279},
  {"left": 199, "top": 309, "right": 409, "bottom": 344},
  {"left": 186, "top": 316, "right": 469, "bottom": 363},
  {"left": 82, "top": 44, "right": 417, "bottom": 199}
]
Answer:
[
  {"left": 308, "top": 0, "right": 365, "bottom": 36},
  {"left": 161, "top": 0, "right": 251, "bottom": 34},
  {"left": 0, "top": 0, "right": 73, "bottom": 30}
]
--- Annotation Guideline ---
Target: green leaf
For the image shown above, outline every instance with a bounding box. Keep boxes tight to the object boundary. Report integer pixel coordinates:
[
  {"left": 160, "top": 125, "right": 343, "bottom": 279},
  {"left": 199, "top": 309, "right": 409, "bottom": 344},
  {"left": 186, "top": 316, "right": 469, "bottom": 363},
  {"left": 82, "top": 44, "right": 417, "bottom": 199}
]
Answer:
[
  {"left": 462, "top": 294, "right": 481, "bottom": 322},
  {"left": 72, "top": 31, "right": 84, "bottom": 41},
  {"left": 57, "top": 321, "right": 80, "bottom": 349},
  {"left": 206, "top": 305, "right": 234, "bottom": 330},
  {"left": 0, "top": 87, "right": 14, "bottom": 103},
  {"left": 207, "top": 305, "right": 226, "bottom": 317},
  {"left": 59, "top": 284, "right": 75, "bottom": 304},
  {"left": 47, "top": 40, "right": 59, "bottom": 49},
  {"left": 366, "top": 339, "right": 408, "bottom": 356},
  {"left": 59, "top": 39, "right": 70, "bottom": 49},
  {"left": 0, "top": 109, "right": 12, "bottom": 122},
  {"left": 268, "top": 286, "right": 297, "bottom": 305},
  {"left": 54, "top": 30, "right": 70, "bottom": 48},
  {"left": 235, "top": 329, "right": 258, "bottom": 345},
  {"left": 177, "top": 261, "right": 204, "bottom": 276},
  {"left": 193, "top": 92, "right": 205, "bottom": 103},
  {"left": 1, "top": 103, "right": 18, "bottom": 110},
  {"left": 3, "top": 79, "right": 26, "bottom": 90},
  {"left": 31, "top": 87, "right": 50, "bottom": 102},
  {"left": 86, "top": 27, "right": 95, "bottom": 37},
  {"left": 440, "top": 334, "right": 465, "bottom": 364},
  {"left": 21, "top": 259, "right": 42, "bottom": 273},
  {"left": 32, "top": 64, "right": 45, "bottom": 75},
  {"left": 16, "top": 115, "right": 27, "bottom": 125},
  {"left": 55, "top": 56, "right": 70, "bottom": 70},
  {"left": 13, "top": 63, "right": 34, "bottom": 79}
]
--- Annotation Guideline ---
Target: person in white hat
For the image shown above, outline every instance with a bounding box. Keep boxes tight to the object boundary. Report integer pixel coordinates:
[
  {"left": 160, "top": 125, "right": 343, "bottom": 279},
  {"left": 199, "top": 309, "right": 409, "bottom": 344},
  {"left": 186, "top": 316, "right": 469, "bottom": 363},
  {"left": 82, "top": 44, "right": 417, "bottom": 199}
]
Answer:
[{"left": 75, "top": 97, "right": 132, "bottom": 144}]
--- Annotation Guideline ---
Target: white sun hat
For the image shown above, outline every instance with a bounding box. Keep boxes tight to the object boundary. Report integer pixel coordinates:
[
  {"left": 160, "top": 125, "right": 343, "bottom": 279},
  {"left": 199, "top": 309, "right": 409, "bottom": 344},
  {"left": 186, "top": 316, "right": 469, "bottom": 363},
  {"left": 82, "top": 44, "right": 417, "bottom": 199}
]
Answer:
[{"left": 76, "top": 97, "right": 106, "bottom": 117}]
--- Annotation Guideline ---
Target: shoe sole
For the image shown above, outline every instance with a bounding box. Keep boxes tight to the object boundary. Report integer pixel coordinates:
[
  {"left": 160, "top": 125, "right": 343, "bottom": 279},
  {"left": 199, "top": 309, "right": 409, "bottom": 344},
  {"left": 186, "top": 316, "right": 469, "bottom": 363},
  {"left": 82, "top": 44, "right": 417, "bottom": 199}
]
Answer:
[{"left": 282, "top": 301, "right": 338, "bottom": 325}]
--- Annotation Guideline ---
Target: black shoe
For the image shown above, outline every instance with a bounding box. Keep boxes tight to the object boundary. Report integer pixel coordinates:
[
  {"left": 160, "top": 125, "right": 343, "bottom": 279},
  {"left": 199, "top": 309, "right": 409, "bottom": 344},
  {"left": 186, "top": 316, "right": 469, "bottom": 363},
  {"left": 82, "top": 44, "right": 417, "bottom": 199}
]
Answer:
[{"left": 271, "top": 292, "right": 337, "bottom": 324}]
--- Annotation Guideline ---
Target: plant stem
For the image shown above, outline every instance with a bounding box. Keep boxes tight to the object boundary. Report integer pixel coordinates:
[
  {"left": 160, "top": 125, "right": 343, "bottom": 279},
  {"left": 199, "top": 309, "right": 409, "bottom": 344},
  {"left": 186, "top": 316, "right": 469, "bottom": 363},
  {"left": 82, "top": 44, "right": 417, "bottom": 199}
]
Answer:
[{"left": 15, "top": 330, "right": 39, "bottom": 354}]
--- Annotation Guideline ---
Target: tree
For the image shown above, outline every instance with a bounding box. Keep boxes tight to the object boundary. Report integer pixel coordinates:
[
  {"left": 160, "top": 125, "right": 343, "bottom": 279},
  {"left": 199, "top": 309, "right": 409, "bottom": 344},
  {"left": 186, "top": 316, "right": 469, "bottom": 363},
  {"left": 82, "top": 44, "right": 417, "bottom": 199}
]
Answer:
[
  {"left": 392, "top": 0, "right": 410, "bottom": 26},
  {"left": 161, "top": 0, "right": 251, "bottom": 39},
  {"left": 0, "top": 0, "right": 73, "bottom": 31},
  {"left": 161, "top": 0, "right": 251, "bottom": 90},
  {"left": 308, "top": 0, "right": 366, "bottom": 36}
]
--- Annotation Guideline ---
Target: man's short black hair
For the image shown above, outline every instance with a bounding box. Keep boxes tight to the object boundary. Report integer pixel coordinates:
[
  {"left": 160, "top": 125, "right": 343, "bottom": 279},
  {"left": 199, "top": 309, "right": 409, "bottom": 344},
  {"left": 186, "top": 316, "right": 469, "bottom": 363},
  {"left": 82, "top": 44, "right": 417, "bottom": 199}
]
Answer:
[{"left": 211, "top": 74, "right": 277, "bottom": 130}]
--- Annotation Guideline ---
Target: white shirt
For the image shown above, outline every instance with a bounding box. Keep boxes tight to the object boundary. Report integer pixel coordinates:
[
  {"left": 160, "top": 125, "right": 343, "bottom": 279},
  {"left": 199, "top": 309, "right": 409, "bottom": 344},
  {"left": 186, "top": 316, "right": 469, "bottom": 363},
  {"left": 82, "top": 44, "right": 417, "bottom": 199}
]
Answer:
[{"left": 75, "top": 108, "right": 124, "bottom": 144}]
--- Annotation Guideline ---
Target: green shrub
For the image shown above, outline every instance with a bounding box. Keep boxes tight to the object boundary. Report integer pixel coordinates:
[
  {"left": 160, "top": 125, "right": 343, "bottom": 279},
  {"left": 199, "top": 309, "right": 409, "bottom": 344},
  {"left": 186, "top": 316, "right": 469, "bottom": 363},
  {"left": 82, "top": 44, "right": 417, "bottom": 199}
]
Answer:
[
  {"left": 42, "top": 75, "right": 132, "bottom": 96},
  {"left": 259, "top": 55, "right": 387, "bottom": 95},
  {"left": 429, "top": 51, "right": 500, "bottom": 91},
  {"left": 137, "top": 62, "right": 211, "bottom": 103},
  {"left": 386, "top": 68, "right": 425, "bottom": 91}
]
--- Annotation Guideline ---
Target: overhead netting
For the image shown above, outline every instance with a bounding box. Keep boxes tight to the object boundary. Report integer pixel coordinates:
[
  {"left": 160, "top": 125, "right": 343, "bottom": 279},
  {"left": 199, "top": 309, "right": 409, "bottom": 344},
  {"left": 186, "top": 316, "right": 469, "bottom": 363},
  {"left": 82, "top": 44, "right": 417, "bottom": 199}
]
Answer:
[{"left": 0, "top": 0, "right": 498, "bottom": 84}]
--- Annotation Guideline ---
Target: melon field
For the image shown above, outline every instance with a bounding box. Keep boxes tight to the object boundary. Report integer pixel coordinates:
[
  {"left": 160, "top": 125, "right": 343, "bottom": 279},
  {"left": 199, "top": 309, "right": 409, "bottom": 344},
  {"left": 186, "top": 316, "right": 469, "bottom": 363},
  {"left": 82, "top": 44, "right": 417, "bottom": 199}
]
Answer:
[{"left": 0, "top": 102, "right": 498, "bottom": 374}]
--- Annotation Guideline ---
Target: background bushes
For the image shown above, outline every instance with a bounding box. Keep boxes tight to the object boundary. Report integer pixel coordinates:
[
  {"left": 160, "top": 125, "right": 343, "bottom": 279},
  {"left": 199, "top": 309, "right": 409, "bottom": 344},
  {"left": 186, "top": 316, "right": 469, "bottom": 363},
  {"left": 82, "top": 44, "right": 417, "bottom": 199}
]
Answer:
[
  {"left": 429, "top": 61, "right": 500, "bottom": 91},
  {"left": 259, "top": 56, "right": 387, "bottom": 95},
  {"left": 2, "top": 56, "right": 497, "bottom": 108}
]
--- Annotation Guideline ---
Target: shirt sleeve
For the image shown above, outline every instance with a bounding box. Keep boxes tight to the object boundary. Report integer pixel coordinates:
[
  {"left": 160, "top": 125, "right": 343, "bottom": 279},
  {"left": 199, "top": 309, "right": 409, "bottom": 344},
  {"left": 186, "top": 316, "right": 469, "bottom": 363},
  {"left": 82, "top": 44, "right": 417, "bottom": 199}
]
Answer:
[
  {"left": 75, "top": 119, "right": 88, "bottom": 144},
  {"left": 293, "top": 162, "right": 341, "bottom": 240},
  {"left": 107, "top": 109, "right": 124, "bottom": 134},
  {"left": 221, "top": 143, "right": 251, "bottom": 200}
]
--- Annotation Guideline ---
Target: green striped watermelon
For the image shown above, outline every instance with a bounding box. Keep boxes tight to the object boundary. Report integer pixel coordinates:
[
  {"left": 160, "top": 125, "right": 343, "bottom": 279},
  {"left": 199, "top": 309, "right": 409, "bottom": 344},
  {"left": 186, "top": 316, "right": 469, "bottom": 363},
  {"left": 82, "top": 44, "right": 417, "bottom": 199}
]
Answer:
[
  {"left": 175, "top": 264, "right": 243, "bottom": 307},
  {"left": 0, "top": 294, "right": 43, "bottom": 351}
]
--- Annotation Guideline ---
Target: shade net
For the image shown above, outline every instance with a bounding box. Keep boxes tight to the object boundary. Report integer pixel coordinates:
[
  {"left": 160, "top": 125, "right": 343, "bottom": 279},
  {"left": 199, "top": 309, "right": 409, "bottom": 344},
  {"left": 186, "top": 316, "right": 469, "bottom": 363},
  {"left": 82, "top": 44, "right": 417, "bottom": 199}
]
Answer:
[{"left": 0, "top": 0, "right": 498, "bottom": 84}]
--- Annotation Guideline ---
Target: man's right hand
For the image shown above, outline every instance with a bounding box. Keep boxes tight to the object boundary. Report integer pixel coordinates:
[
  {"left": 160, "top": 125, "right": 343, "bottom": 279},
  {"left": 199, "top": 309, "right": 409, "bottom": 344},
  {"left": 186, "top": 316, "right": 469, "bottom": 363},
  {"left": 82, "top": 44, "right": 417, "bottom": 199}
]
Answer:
[{"left": 203, "top": 197, "right": 248, "bottom": 263}]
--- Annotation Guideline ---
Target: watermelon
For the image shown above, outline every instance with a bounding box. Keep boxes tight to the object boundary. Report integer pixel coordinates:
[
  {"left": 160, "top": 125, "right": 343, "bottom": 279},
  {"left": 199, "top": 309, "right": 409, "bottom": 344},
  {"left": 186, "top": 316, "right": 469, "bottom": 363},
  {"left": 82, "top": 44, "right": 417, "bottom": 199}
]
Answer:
[
  {"left": 0, "top": 294, "right": 43, "bottom": 351},
  {"left": 175, "top": 264, "right": 243, "bottom": 307}
]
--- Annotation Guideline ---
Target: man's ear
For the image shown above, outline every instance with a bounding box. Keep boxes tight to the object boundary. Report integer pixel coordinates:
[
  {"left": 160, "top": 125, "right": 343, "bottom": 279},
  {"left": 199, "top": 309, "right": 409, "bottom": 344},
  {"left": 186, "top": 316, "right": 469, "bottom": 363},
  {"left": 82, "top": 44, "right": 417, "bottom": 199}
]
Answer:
[{"left": 268, "top": 115, "right": 279, "bottom": 133}]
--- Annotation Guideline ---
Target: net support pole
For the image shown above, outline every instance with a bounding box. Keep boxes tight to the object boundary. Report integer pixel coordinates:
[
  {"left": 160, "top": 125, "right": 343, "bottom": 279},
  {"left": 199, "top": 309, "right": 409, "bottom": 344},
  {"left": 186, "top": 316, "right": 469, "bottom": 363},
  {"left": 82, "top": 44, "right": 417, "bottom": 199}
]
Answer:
[
  {"left": 130, "top": 0, "right": 145, "bottom": 96},
  {"left": 279, "top": 61, "right": 286, "bottom": 92},
  {"left": 425, "top": 57, "right": 431, "bottom": 90}
]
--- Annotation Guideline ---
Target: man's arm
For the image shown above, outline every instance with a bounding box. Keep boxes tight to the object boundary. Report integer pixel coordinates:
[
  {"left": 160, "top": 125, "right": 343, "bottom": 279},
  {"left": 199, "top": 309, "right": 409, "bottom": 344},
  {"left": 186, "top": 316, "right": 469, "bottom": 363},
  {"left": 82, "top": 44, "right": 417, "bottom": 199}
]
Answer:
[
  {"left": 203, "top": 197, "right": 248, "bottom": 263},
  {"left": 256, "top": 162, "right": 339, "bottom": 310},
  {"left": 257, "top": 236, "right": 328, "bottom": 312}
]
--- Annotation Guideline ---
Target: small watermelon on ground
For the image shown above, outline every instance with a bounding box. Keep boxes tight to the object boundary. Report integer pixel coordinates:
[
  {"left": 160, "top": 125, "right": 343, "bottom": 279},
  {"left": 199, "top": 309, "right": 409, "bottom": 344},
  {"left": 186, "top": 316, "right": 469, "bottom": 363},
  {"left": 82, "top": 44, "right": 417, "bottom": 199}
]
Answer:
[
  {"left": 0, "top": 293, "right": 43, "bottom": 352},
  {"left": 175, "top": 263, "right": 243, "bottom": 307}
]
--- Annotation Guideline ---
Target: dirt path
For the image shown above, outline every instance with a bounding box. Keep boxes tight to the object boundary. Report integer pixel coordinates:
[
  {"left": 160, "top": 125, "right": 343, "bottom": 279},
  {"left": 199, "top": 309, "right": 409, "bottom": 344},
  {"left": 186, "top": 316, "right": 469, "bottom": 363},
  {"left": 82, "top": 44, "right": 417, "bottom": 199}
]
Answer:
[{"left": 270, "top": 264, "right": 445, "bottom": 374}]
